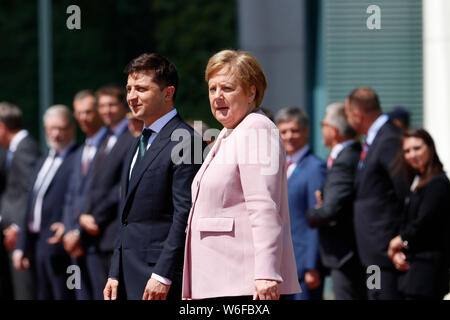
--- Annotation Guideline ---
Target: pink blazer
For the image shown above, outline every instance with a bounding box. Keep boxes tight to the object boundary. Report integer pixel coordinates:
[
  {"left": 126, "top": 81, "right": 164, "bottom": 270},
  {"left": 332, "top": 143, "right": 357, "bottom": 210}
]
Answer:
[{"left": 182, "top": 111, "right": 301, "bottom": 299}]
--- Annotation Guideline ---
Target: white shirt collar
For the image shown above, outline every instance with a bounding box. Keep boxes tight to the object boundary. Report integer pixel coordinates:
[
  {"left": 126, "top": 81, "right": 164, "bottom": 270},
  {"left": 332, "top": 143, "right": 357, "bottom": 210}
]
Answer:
[
  {"left": 329, "top": 140, "right": 356, "bottom": 160},
  {"left": 9, "top": 130, "right": 29, "bottom": 153},
  {"left": 366, "top": 114, "right": 389, "bottom": 145},
  {"left": 287, "top": 144, "right": 310, "bottom": 164},
  {"left": 144, "top": 109, "right": 177, "bottom": 134}
]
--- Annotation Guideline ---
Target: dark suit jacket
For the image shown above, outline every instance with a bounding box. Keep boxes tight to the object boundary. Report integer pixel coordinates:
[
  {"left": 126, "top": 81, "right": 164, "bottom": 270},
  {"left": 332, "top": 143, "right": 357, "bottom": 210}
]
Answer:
[
  {"left": 287, "top": 147, "right": 326, "bottom": 279},
  {"left": 306, "top": 142, "right": 362, "bottom": 269},
  {"left": 0, "top": 135, "right": 41, "bottom": 230},
  {"left": 63, "top": 134, "right": 108, "bottom": 234},
  {"left": 399, "top": 172, "right": 450, "bottom": 297},
  {"left": 353, "top": 120, "right": 409, "bottom": 267},
  {"left": 17, "top": 144, "right": 79, "bottom": 257},
  {"left": 82, "top": 129, "right": 134, "bottom": 252},
  {"left": 109, "top": 114, "right": 204, "bottom": 299}
]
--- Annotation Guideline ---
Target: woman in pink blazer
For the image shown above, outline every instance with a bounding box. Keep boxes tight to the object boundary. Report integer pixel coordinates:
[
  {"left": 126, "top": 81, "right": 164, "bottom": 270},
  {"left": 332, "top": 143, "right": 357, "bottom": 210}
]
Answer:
[{"left": 182, "top": 50, "right": 301, "bottom": 300}]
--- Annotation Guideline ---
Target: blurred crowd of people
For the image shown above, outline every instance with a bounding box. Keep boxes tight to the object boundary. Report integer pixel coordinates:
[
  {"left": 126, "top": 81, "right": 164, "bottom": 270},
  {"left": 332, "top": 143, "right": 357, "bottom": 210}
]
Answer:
[{"left": 0, "top": 50, "right": 448, "bottom": 301}]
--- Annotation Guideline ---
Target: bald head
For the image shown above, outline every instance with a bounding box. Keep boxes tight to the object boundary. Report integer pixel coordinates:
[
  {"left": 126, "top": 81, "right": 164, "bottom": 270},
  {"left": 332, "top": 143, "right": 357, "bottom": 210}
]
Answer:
[{"left": 346, "top": 88, "right": 381, "bottom": 114}]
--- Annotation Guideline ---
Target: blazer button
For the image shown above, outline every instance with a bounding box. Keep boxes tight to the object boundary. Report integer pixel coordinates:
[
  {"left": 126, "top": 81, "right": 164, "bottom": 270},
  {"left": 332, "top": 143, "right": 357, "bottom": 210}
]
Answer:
[{"left": 122, "top": 220, "right": 128, "bottom": 226}]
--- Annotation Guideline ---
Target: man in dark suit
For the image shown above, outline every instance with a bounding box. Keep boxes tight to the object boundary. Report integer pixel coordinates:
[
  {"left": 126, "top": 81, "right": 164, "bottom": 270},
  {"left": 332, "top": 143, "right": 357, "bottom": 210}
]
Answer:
[
  {"left": 13, "top": 105, "right": 78, "bottom": 300},
  {"left": 77, "top": 85, "right": 134, "bottom": 299},
  {"left": 0, "top": 102, "right": 41, "bottom": 299},
  {"left": 103, "top": 53, "right": 203, "bottom": 300},
  {"left": 62, "top": 90, "right": 108, "bottom": 299},
  {"left": 276, "top": 107, "right": 327, "bottom": 300},
  {"left": 345, "top": 88, "right": 409, "bottom": 300},
  {"left": 306, "top": 102, "right": 366, "bottom": 300}
]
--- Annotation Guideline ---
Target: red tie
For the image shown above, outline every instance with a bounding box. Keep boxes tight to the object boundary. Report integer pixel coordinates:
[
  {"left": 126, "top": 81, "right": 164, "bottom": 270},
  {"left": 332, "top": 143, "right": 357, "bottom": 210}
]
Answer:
[
  {"left": 327, "top": 155, "right": 334, "bottom": 169},
  {"left": 359, "top": 142, "right": 369, "bottom": 164}
]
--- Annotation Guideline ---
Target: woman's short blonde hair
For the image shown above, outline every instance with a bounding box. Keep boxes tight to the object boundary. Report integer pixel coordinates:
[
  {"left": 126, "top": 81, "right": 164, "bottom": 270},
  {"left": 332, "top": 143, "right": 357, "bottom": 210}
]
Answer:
[{"left": 205, "top": 50, "right": 267, "bottom": 108}]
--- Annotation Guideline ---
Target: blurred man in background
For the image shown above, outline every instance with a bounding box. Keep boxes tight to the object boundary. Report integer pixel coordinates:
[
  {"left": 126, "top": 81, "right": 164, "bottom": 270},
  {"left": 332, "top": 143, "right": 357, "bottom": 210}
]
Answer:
[
  {"left": 78, "top": 85, "right": 134, "bottom": 299},
  {"left": 345, "top": 88, "right": 409, "bottom": 300},
  {"left": 0, "top": 102, "right": 41, "bottom": 300},
  {"left": 306, "top": 102, "right": 366, "bottom": 300},
  {"left": 62, "top": 90, "right": 108, "bottom": 299},
  {"left": 13, "top": 105, "right": 78, "bottom": 300},
  {"left": 276, "top": 107, "right": 326, "bottom": 300}
]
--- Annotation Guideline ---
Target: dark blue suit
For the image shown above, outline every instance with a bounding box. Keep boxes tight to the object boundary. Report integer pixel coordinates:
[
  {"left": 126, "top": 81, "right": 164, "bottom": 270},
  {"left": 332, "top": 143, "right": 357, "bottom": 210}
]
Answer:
[
  {"left": 17, "top": 143, "right": 78, "bottom": 300},
  {"left": 287, "top": 146, "right": 326, "bottom": 300},
  {"left": 109, "top": 114, "right": 204, "bottom": 300},
  {"left": 62, "top": 129, "right": 108, "bottom": 299}
]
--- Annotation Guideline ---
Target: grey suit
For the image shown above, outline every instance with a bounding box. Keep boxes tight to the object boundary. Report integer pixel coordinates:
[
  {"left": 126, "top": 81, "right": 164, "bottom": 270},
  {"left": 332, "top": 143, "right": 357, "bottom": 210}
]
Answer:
[{"left": 0, "top": 135, "right": 41, "bottom": 300}]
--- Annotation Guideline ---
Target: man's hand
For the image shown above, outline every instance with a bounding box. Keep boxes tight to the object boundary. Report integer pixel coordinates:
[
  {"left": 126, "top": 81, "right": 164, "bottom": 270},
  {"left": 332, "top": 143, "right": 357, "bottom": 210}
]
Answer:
[
  {"left": 47, "top": 222, "right": 65, "bottom": 244},
  {"left": 304, "top": 269, "right": 321, "bottom": 290},
  {"left": 253, "top": 279, "right": 280, "bottom": 300},
  {"left": 388, "top": 235, "right": 405, "bottom": 259},
  {"left": 79, "top": 214, "right": 100, "bottom": 236},
  {"left": 3, "top": 225, "right": 19, "bottom": 251},
  {"left": 63, "top": 230, "right": 82, "bottom": 255},
  {"left": 392, "top": 251, "right": 410, "bottom": 272},
  {"left": 142, "top": 278, "right": 170, "bottom": 300},
  {"left": 314, "top": 190, "right": 323, "bottom": 208},
  {"left": 12, "top": 250, "right": 30, "bottom": 272},
  {"left": 104, "top": 278, "right": 119, "bottom": 300}
]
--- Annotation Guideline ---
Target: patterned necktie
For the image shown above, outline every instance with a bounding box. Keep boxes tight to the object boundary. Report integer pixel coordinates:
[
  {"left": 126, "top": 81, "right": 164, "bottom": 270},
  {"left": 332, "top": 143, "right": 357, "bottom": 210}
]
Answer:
[
  {"left": 327, "top": 155, "right": 334, "bottom": 169},
  {"left": 131, "top": 128, "right": 153, "bottom": 178},
  {"left": 358, "top": 142, "right": 369, "bottom": 168}
]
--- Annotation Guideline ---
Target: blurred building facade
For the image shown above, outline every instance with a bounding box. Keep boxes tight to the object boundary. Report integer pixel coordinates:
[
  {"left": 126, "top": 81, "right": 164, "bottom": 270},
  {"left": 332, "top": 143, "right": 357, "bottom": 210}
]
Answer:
[{"left": 238, "top": 0, "right": 450, "bottom": 173}]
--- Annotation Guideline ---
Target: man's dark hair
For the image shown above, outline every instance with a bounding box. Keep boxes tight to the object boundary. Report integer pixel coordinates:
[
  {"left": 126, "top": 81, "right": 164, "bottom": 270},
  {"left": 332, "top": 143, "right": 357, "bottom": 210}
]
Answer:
[
  {"left": 124, "top": 53, "right": 179, "bottom": 100},
  {"left": 96, "top": 84, "right": 127, "bottom": 106},
  {"left": 347, "top": 87, "right": 381, "bottom": 114},
  {"left": 0, "top": 102, "right": 23, "bottom": 131}
]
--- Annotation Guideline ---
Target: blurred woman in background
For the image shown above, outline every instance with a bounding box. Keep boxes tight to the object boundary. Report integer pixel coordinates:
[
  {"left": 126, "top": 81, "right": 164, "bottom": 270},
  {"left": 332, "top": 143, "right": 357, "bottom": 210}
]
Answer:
[{"left": 388, "top": 128, "right": 450, "bottom": 300}]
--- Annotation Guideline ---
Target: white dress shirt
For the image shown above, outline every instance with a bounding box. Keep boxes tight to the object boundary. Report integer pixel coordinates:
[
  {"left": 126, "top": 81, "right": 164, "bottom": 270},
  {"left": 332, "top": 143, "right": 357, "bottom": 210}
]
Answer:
[{"left": 286, "top": 145, "right": 310, "bottom": 179}]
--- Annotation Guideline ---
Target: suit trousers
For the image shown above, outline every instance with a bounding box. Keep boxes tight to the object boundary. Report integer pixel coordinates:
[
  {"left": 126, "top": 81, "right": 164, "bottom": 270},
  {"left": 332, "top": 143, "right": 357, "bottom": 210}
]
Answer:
[
  {"left": 0, "top": 232, "right": 13, "bottom": 299},
  {"left": 366, "top": 267, "right": 402, "bottom": 300},
  {"left": 85, "top": 250, "right": 113, "bottom": 300},
  {"left": 330, "top": 256, "right": 367, "bottom": 300},
  {"left": 7, "top": 251, "right": 36, "bottom": 300}
]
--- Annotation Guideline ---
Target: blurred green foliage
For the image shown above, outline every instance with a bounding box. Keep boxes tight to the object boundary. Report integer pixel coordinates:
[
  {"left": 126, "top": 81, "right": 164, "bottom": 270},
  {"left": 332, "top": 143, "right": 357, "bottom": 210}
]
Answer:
[{"left": 0, "top": 0, "right": 236, "bottom": 143}]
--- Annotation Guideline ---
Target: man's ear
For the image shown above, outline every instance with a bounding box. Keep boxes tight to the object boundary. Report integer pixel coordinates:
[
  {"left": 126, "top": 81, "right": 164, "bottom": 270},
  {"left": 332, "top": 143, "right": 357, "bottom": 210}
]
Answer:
[{"left": 164, "top": 86, "right": 176, "bottom": 101}]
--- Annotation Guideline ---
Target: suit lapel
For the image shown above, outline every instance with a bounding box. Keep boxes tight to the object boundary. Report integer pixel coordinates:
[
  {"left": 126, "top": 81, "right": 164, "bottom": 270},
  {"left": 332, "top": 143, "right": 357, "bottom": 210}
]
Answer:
[{"left": 124, "top": 115, "right": 182, "bottom": 206}]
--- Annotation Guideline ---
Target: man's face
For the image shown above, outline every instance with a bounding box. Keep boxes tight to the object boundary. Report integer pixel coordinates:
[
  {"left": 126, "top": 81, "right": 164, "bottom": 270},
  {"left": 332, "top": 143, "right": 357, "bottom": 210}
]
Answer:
[
  {"left": 321, "top": 112, "right": 335, "bottom": 148},
  {"left": 45, "top": 115, "right": 73, "bottom": 152},
  {"left": 345, "top": 99, "right": 362, "bottom": 134},
  {"left": 73, "top": 96, "right": 102, "bottom": 135},
  {"left": 97, "top": 94, "right": 127, "bottom": 128},
  {"left": 126, "top": 71, "right": 171, "bottom": 126},
  {"left": 0, "top": 122, "right": 8, "bottom": 147},
  {"left": 278, "top": 120, "right": 309, "bottom": 155}
]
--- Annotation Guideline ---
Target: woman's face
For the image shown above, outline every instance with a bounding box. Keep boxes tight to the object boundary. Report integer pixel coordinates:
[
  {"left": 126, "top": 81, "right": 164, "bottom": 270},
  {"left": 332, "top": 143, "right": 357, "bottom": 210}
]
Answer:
[
  {"left": 403, "top": 137, "right": 430, "bottom": 173},
  {"left": 208, "top": 68, "right": 256, "bottom": 129}
]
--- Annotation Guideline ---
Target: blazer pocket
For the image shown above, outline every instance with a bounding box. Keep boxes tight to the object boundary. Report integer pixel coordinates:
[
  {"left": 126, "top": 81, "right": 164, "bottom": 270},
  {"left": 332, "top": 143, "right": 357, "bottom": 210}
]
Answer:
[{"left": 196, "top": 217, "right": 234, "bottom": 232}]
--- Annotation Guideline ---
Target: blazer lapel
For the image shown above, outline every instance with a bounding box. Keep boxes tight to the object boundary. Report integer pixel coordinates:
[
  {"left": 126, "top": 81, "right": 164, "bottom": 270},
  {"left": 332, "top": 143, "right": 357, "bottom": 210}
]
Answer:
[{"left": 124, "top": 115, "right": 182, "bottom": 204}]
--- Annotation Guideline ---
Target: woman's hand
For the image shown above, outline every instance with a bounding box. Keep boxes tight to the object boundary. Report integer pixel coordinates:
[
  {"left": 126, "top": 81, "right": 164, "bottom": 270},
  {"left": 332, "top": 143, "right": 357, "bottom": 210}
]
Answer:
[{"left": 253, "top": 279, "right": 280, "bottom": 300}]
